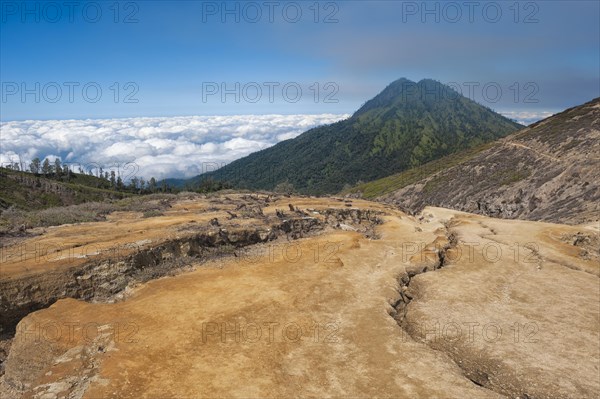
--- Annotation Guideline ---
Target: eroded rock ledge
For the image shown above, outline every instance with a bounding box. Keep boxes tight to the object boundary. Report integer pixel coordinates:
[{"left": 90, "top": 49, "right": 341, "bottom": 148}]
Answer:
[
  {"left": 390, "top": 222, "right": 457, "bottom": 326},
  {"left": 0, "top": 208, "right": 383, "bottom": 338}
]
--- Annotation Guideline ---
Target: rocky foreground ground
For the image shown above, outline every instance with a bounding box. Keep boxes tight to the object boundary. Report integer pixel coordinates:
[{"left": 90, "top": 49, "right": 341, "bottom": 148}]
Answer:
[{"left": 0, "top": 194, "right": 598, "bottom": 398}]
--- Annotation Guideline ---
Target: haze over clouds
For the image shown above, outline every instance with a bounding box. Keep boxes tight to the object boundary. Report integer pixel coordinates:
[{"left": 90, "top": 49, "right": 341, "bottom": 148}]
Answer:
[
  {"left": 499, "top": 110, "right": 556, "bottom": 126},
  {"left": 0, "top": 114, "right": 348, "bottom": 180}
]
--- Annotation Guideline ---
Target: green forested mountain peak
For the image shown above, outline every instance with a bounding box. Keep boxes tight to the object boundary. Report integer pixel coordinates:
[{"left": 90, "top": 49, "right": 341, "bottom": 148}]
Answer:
[{"left": 198, "top": 78, "right": 523, "bottom": 194}]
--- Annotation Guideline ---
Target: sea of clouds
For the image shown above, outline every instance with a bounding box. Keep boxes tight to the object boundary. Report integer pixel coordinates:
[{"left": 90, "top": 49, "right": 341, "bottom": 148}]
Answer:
[
  {"left": 499, "top": 111, "right": 555, "bottom": 126},
  {"left": 0, "top": 111, "right": 549, "bottom": 181},
  {"left": 0, "top": 114, "right": 349, "bottom": 180}
]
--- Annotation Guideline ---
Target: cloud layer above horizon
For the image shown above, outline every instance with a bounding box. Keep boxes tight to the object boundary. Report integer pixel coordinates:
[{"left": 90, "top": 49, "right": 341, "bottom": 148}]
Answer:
[
  {"left": 0, "top": 111, "right": 550, "bottom": 180},
  {"left": 0, "top": 114, "right": 349, "bottom": 180}
]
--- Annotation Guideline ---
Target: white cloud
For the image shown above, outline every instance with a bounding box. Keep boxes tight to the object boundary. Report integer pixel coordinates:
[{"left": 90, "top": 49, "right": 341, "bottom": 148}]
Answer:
[
  {"left": 0, "top": 114, "right": 349, "bottom": 180},
  {"left": 499, "top": 110, "right": 555, "bottom": 126}
]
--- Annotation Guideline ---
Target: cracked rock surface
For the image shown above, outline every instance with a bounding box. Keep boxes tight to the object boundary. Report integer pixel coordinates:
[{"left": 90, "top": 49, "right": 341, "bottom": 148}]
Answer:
[{"left": 1, "top": 197, "right": 598, "bottom": 398}]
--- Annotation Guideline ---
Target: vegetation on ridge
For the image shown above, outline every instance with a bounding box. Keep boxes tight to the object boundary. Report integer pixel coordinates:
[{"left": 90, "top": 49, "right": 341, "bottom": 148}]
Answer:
[{"left": 200, "top": 78, "right": 522, "bottom": 194}]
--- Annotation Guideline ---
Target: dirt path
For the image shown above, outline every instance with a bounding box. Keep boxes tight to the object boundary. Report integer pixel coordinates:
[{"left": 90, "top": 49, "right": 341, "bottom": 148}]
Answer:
[{"left": 503, "top": 140, "right": 562, "bottom": 162}]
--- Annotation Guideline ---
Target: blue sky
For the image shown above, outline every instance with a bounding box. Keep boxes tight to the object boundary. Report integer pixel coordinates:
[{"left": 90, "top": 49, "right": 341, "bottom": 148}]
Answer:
[{"left": 1, "top": 0, "right": 599, "bottom": 121}]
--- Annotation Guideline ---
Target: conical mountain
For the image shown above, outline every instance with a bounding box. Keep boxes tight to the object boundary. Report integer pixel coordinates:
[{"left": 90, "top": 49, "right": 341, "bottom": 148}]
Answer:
[{"left": 202, "top": 78, "right": 522, "bottom": 194}]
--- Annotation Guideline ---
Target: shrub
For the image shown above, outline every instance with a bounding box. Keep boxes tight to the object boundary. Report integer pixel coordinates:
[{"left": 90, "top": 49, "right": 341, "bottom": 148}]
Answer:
[
  {"left": 142, "top": 210, "right": 164, "bottom": 218},
  {"left": 274, "top": 181, "right": 295, "bottom": 195}
]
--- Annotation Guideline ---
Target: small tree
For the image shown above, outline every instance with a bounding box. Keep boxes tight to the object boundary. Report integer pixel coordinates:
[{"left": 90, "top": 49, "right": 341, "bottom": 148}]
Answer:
[
  {"left": 148, "top": 177, "right": 157, "bottom": 192},
  {"left": 129, "top": 177, "right": 139, "bottom": 191},
  {"left": 110, "top": 171, "right": 116, "bottom": 187},
  {"left": 29, "top": 158, "right": 41, "bottom": 174},
  {"left": 17, "top": 154, "right": 25, "bottom": 172},
  {"left": 41, "top": 158, "right": 52, "bottom": 176},
  {"left": 54, "top": 159, "right": 62, "bottom": 177},
  {"left": 274, "top": 180, "right": 295, "bottom": 195}
]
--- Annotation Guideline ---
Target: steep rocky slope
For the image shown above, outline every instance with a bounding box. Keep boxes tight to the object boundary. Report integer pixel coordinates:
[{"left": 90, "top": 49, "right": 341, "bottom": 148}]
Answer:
[{"left": 373, "top": 98, "right": 600, "bottom": 224}]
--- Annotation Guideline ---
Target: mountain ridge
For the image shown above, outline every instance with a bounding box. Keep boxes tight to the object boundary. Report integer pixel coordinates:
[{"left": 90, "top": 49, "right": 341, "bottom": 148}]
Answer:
[{"left": 194, "top": 78, "right": 523, "bottom": 194}]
